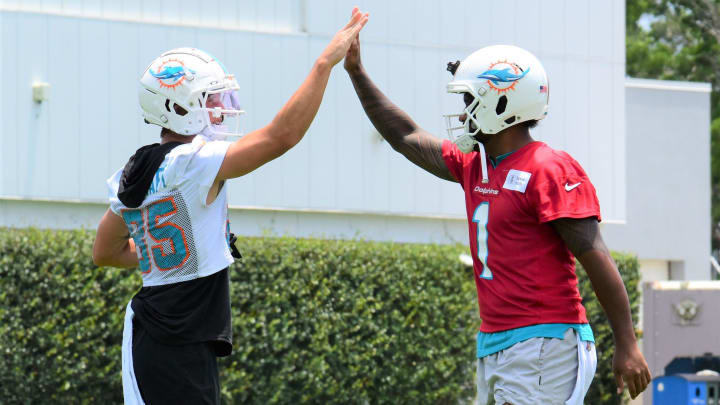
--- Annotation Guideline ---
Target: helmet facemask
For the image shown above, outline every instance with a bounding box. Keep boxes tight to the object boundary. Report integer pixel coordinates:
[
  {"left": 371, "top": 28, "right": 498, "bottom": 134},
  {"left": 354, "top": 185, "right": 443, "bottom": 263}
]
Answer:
[
  {"left": 198, "top": 85, "right": 245, "bottom": 141},
  {"left": 444, "top": 85, "right": 491, "bottom": 184},
  {"left": 444, "top": 86, "right": 484, "bottom": 154}
]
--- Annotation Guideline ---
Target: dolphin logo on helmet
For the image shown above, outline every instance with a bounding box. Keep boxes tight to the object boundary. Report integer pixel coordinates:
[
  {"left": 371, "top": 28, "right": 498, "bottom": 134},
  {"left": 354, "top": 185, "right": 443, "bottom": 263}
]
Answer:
[
  {"left": 477, "top": 60, "right": 530, "bottom": 94},
  {"left": 477, "top": 67, "right": 529, "bottom": 85},
  {"left": 148, "top": 58, "right": 196, "bottom": 90},
  {"left": 150, "top": 65, "right": 195, "bottom": 81}
]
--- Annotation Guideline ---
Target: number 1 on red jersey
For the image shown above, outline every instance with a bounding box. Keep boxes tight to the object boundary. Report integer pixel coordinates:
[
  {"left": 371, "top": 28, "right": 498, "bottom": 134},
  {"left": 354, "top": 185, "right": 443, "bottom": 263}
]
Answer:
[{"left": 472, "top": 202, "right": 493, "bottom": 280}]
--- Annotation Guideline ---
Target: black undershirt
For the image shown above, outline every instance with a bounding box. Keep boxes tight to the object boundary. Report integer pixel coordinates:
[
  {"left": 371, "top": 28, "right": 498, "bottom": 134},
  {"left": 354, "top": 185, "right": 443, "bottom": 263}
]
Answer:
[{"left": 131, "top": 268, "right": 232, "bottom": 357}]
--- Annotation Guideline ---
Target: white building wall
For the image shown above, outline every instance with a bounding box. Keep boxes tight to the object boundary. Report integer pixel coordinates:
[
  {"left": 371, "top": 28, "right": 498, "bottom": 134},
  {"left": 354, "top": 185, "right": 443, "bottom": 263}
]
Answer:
[
  {"left": 602, "top": 79, "right": 712, "bottom": 281},
  {"left": 0, "top": 0, "right": 303, "bottom": 32},
  {"left": 0, "top": 0, "right": 626, "bottom": 239}
]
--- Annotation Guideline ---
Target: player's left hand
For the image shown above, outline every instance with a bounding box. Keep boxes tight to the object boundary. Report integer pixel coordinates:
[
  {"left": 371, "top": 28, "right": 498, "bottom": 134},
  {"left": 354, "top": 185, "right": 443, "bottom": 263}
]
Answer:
[{"left": 613, "top": 342, "right": 652, "bottom": 399}]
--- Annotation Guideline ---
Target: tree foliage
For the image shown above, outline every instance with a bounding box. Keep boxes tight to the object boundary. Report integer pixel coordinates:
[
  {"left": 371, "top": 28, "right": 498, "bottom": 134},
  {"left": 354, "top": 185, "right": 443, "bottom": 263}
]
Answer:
[{"left": 627, "top": 0, "right": 720, "bottom": 249}]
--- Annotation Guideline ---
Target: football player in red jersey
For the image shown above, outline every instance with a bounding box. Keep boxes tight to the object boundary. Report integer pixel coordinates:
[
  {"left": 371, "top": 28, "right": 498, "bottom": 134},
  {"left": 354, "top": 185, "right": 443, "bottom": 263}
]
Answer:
[
  {"left": 92, "top": 9, "right": 368, "bottom": 404},
  {"left": 345, "top": 37, "right": 651, "bottom": 404}
]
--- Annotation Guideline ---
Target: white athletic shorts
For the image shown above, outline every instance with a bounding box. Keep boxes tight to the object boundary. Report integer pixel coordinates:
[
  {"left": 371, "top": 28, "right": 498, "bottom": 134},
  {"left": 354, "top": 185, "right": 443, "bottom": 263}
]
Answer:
[
  {"left": 122, "top": 301, "right": 145, "bottom": 405},
  {"left": 475, "top": 328, "right": 597, "bottom": 405}
]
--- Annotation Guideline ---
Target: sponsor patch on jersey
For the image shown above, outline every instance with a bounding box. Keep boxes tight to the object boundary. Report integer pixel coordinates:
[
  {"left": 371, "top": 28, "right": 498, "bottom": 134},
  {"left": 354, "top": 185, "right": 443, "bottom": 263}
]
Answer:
[{"left": 502, "top": 169, "right": 531, "bottom": 193}]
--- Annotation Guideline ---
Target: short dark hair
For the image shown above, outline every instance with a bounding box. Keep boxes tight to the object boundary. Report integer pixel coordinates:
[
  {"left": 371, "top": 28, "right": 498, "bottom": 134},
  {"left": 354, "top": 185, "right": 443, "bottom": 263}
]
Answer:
[{"left": 522, "top": 120, "right": 539, "bottom": 130}]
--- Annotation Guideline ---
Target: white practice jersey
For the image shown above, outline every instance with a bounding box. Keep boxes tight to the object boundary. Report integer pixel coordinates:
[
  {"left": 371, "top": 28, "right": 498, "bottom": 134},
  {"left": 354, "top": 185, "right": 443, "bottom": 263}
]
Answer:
[{"left": 108, "top": 136, "right": 234, "bottom": 287}]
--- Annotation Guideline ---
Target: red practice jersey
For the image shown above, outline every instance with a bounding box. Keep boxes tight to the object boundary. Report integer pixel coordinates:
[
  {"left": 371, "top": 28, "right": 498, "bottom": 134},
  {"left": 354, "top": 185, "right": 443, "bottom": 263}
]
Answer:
[{"left": 442, "top": 140, "right": 601, "bottom": 332}]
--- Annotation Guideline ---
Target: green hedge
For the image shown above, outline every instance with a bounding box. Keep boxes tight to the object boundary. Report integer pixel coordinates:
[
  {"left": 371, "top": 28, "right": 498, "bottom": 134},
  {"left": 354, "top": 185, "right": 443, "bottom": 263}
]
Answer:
[{"left": 0, "top": 228, "right": 639, "bottom": 404}]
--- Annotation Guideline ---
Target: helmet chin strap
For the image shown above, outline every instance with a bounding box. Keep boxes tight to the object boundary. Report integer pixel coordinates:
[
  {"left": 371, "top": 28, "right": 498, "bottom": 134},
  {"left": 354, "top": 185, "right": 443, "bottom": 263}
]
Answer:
[
  {"left": 453, "top": 126, "right": 489, "bottom": 184},
  {"left": 467, "top": 106, "right": 488, "bottom": 184},
  {"left": 197, "top": 124, "right": 228, "bottom": 142},
  {"left": 477, "top": 141, "right": 489, "bottom": 184}
]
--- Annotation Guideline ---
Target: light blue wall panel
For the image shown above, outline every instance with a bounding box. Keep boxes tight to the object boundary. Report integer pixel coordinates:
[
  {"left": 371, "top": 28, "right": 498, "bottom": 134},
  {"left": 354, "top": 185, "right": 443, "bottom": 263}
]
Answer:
[
  {"left": 612, "top": 63, "right": 626, "bottom": 220},
  {"left": 533, "top": 58, "right": 565, "bottom": 149},
  {"left": 256, "top": 0, "right": 277, "bottom": 32},
  {"left": 588, "top": 63, "right": 614, "bottom": 212},
  {"left": 563, "top": 59, "right": 591, "bottom": 167},
  {"left": 440, "top": 0, "right": 466, "bottom": 48},
  {"left": 223, "top": 31, "right": 257, "bottom": 207},
  {"left": 305, "top": 0, "right": 336, "bottom": 36},
  {"left": 222, "top": 31, "right": 254, "bottom": 131},
  {"left": 1, "top": 12, "right": 18, "bottom": 196},
  {"left": 413, "top": 47, "right": 444, "bottom": 137},
  {"left": 414, "top": 0, "right": 440, "bottom": 46},
  {"left": 139, "top": 1, "right": 164, "bottom": 23},
  {"left": 564, "top": 0, "right": 590, "bottom": 59},
  {"left": 60, "top": 0, "right": 82, "bottom": 16},
  {"left": 334, "top": 60, "right": 366, "bottom": 211},
  {"left": 196, "top": 29, "right": 228, "bottom": 71},
  {"left": 358, "top": 42, "right": 392, "bottom": 213},
  {"left": 46, "top": 16, "right": 81, "bottom": 199},
  {"left": 385, "top": 45, "right": 417, "bottom": 213},
  {"left": 515, "top": 1, "right": 542, "bottom": 52},
  {"left": 249, "top": 33, "right": 287, "bottom": 208},
  {"left": 488, "top": 0, "right": 516, "bottom": 45},
  {"left": 166, "top": 26, "right": 198, "bottom": 55},
  {"left": 198, "top": 0, "right": 221, "bottom": 27},
  {"left": 236, "top": 1, "right": 259, "bottom": 31},
  {"left": 1, "top": 0, "right": 301, "bottom": 32},
  {"left": 613, "top": 0, "right": 625, "bottom": 64},
  {"left": 385, "top": 0, "right": 412, "bottom": 44},
  {"left": 463, "top": 0, "right": 490, "bottom": 49},
  {"left": 276, "top": 0, "right": 301, "bottom": 33},
  {"left": 16, "top": 13, "right": 49, "bottom": 199},
  {"left": 360, "top": 0, "right": 388, "bottom": 44},
  {"left": 538, "top": 0, "right": 566, "bottom": 57},
  {"left": 277, "top": 35, "right": 312, "bottom": 209},
  {"left": 589, "top": 1, "right": 614, "bottom": 61},
  {"left": 332, "top": 0, "right": 361, "bottom": 35},
  {"left": 78, "top": 19, "right": 111, "bottom": 200},
  {"left": 413, "top": 48, "right": 444, "bottom": 215},
  {"left": 0, "top": 11, "right": 3, "bottom": 195},
  {"left": 0, "top": 0, "right": 628, "bottom": 223},
  {"left": 101, "top": 0, "right": 123, "bottom": 18},
  {"left": 307, "top": 37, "right": 338, "bottom": 209},
  {"left": 108, "top": 22, "right": 142, "bottom": 177},
  {"left": 135, "top": 23, "right": 172, "bottom": 149},
  {"left": 604, "top": 80, "right": 710, "bottom": 279}
]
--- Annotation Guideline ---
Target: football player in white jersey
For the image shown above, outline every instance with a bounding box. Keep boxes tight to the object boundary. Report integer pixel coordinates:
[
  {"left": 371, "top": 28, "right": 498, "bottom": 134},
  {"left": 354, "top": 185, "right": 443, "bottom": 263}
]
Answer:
[{"left": 92, "top": 9, "right": 369, "bottom": 404}]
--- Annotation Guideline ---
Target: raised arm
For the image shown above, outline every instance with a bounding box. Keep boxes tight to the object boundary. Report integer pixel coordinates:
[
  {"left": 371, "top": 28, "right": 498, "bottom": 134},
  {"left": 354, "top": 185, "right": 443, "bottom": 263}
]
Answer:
[
  {"left": 551, "top": 217, "right": 651, "bottom": 400},
  {"left": 216, "top": 8, "right": 369, "bottom": 181},
  {"left": 343, "top": 35, "right": 456, "bottom": 182}
]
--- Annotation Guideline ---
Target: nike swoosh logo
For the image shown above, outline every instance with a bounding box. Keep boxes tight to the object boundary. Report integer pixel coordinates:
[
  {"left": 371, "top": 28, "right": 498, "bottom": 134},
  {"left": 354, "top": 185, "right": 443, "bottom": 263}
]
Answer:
[{"left": 564, "top": 182, "right": 582, "bottom": 191}]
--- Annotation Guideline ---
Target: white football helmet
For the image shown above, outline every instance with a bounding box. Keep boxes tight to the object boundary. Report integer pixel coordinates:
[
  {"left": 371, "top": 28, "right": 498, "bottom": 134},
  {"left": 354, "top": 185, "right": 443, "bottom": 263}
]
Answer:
[
  {"left": 444, "top": 45, "right": 549, "bottom": 153},
  {"left": 139, "top": 48, "right": 245, "bottom": 140}
]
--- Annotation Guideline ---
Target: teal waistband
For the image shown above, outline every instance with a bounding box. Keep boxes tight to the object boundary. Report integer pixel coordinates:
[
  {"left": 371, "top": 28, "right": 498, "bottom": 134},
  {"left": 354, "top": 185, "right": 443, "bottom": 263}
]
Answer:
[{"left": 477, "top": 323, "right": 594, "bottom": 358}]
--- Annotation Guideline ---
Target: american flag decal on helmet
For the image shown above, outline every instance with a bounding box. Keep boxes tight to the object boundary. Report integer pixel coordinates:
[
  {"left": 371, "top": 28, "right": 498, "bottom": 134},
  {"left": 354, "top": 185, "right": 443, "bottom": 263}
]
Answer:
[{"left": 539, "top": 85, "right": 548, "bottom": 93}]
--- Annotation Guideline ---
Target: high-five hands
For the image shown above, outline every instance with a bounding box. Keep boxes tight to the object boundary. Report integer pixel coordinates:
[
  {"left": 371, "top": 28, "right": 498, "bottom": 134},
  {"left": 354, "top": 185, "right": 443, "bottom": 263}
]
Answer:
[
  {"left": 321, "top": 7, "right": 369, "bottom": 67},
  {"left": 343, "top": 14, "right": 363, "bottom": 74}
]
